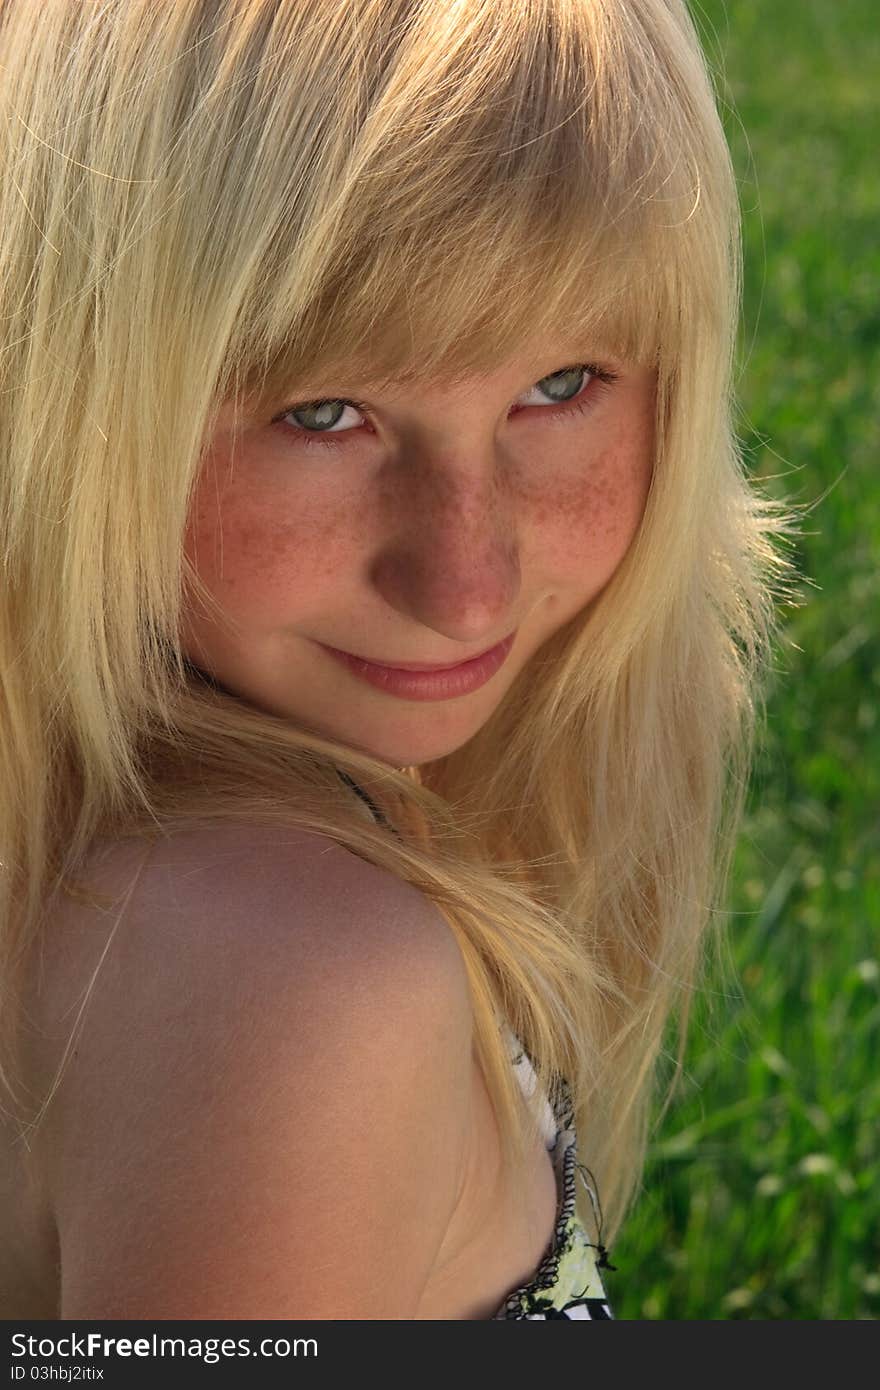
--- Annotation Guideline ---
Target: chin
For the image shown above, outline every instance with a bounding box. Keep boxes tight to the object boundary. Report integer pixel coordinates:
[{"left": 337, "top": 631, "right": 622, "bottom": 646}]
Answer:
[{"left": 346, "top": 725, "right": 477, "bottom": 771}]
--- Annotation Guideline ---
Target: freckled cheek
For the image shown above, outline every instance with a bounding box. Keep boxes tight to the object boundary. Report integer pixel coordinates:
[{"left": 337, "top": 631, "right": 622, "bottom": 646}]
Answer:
[
  {"left": 181, "top": 489, "right": 359, "bottom": 620},
  {"left": 531, "top": 451, "right": 653, "bottom": 580}
]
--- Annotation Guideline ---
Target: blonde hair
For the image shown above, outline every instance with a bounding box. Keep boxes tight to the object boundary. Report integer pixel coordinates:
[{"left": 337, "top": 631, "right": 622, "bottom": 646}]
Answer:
[{"left": 0, "top": 0, "right": 801, "bottom": 1243}]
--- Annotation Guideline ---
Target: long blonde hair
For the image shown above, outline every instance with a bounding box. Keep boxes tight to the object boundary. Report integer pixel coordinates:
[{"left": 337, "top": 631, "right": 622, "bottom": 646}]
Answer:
[{"left": 0, "top": 0, "right": 800, "bottom": 1242}]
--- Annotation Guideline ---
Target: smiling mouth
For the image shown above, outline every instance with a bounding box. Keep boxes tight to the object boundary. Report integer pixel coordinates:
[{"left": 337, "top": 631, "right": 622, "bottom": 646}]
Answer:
[
  {"left": 321, "top": 632, "right": 517, "bottom": 672},
  {"left": 316, "top": 631, "right": 518, "bottom": 702}
]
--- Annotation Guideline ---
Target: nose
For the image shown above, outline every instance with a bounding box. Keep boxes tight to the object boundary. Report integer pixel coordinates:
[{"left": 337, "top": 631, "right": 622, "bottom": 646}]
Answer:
[{"left": 370, "top": 449, "right": 522, "bottom": 644}]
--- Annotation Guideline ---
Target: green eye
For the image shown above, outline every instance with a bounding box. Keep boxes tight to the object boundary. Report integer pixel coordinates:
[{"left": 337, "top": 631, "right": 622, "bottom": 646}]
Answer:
[
  {"left": 284, "top": 398, "right": 361, "bottom": 433},
  {"left": 273, "top": 362, "right": 620, "bottom": 452},
  {"left": 536, "top": 366, "right": 592, "bottom": 402}
]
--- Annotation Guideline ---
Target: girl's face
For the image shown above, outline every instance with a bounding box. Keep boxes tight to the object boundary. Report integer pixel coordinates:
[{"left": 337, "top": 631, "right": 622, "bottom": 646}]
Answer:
[{"left": 181, "top": 340, "right": 656, "bottom": 768}]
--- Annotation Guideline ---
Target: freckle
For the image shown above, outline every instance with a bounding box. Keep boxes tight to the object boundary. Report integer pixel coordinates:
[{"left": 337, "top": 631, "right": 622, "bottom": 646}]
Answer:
[{"left": 270, "top": 527, "right": 291, "bottom": 559}]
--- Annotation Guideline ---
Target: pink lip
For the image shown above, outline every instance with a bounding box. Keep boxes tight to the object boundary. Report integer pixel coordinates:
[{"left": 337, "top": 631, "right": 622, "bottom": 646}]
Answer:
[
  {"left": 317, "top": 631, "right": 517, "bottom": 702},
  {"left": 330, "top": 635, "right": 514, "bottom": 672}
]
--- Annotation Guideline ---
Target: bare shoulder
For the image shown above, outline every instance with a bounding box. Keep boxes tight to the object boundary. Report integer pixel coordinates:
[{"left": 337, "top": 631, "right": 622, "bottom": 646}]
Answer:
[
  {"left": 39, "top": 820, "right": 471, "bottom": 1037},
  {"left": 38, "top": 821, "right": 475, "bottom": 1318}
]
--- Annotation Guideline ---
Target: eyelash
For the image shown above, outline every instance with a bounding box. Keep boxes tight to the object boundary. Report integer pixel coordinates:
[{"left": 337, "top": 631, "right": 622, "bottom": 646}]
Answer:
[{"left": 272, "top": 362, "right": 620, "bottom": 453}]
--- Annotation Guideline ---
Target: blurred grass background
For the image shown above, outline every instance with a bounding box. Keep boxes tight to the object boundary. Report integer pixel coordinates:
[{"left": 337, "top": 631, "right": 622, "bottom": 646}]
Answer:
[{"left": 612, "top": 0, "right": 880, "bottom": 1319}]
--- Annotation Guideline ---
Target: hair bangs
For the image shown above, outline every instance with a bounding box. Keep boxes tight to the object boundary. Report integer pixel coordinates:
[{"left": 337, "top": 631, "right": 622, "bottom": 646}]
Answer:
[{"left": 206, "top": 0, "right": 712, "bottom": 413}]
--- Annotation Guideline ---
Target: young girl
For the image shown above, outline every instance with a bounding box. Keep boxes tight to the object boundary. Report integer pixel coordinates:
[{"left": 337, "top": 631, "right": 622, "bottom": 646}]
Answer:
[{"left": 0, "top": 0, "right": 798, "bottom": 1319}]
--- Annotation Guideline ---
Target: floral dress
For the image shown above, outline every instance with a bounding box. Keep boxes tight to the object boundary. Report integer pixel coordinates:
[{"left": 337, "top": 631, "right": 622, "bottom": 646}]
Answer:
[
  {"left": 337, "top": 770, "right": 616, "bottom": 1320},
  {"left": 492, "top": 1025, "right": 614, "bottom": 1319}
]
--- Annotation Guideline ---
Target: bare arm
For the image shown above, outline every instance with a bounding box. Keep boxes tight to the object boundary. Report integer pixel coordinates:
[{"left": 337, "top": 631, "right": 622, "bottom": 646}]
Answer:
[{"left": 46, "top": 824, "right": 474, "bottom": 1319}]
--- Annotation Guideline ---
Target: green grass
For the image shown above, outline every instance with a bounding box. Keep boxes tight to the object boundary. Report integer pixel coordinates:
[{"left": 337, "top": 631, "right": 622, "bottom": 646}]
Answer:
[{"left": 611, "top": 0, "right": 880, "bottom": 1319}]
